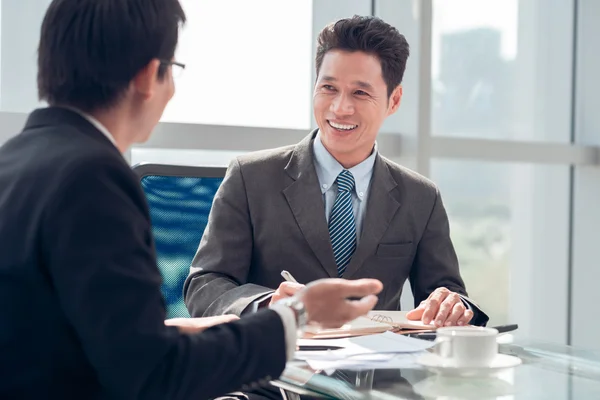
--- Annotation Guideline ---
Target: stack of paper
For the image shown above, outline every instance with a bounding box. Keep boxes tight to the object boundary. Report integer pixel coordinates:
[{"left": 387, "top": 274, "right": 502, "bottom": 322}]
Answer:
[{"left": 295, "top": 331, "right": 434, "bottom": 371}]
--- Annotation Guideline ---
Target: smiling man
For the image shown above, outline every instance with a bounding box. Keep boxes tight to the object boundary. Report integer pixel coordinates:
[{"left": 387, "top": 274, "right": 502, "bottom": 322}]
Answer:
[{"left": 184, "top": 15, "right": 489, "bottom": 329}]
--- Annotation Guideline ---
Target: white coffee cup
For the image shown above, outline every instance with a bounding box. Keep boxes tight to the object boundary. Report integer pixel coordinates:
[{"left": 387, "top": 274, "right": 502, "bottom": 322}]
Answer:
[{"left": 433, "top": 326, "right": 499, "bottom": 368}]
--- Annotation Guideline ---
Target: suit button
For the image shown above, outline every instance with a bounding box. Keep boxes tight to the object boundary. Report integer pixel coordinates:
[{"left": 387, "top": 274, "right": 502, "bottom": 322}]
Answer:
[
  {"left": 251, "top": 382, "right": 260, "bottom": 389},
  {"left": 241, "top": 384, "right": 250, "bottom": 391}
]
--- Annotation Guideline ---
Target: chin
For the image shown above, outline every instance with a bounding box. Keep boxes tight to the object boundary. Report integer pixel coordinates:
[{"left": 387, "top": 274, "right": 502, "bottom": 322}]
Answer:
[
  {"left": 321, "top": 136, "right": 359, "bottom": 159},
  {"left": 322, "top": 125, "right": 360, "bottom": 145}
]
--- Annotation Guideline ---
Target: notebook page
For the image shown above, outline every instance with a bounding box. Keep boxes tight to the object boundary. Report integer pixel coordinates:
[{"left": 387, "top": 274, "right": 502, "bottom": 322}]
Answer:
[
  {"left": 302, "top": 315, "right": 392, "bottom": 338},
  {"left": 367, "top": 310, "right": 436, "bottom": 330}
]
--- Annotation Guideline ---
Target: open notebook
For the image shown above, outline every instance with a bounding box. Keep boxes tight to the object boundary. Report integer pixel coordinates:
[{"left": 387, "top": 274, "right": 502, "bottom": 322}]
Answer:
[{"left": 302, "top": 311, "right": 436, "bottom": 339}]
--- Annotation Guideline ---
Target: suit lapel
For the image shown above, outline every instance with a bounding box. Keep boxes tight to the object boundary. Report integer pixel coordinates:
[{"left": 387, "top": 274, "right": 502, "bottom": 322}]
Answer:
[
  {"left": 283, "top": 131, "right": 338, "bottom": 278},
  {"left": 343, "top": 156, "right": 401, "bottom": 278}
]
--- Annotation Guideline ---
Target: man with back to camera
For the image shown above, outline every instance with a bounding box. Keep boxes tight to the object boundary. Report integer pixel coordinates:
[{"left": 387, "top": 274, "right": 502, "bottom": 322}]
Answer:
[
  {"left": 0, "top": 1, "right": 384, "bottom": 399},
  {"left": 185, "top": 15, "right": 489, "bottom": 329}
]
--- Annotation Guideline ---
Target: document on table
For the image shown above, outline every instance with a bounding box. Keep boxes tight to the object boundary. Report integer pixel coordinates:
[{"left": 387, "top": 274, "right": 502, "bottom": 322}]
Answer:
[
  {"left": 295, "top": 331, "right": 434, "bottom": 371},
  {"left": 297, "top": 331, "right": 434, "bottom": 358},
  {"left": 302, "top": 311, "right": 435, "bottom": 339}
]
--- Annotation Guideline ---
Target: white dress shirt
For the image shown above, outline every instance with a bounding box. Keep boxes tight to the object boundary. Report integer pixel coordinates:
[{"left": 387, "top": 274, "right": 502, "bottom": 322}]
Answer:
[{"left": 312, "top": 131, "right": 377, "bottom": 244}]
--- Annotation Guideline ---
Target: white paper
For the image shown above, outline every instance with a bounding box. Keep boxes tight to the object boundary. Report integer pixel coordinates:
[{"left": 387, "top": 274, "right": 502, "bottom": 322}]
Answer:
[{"left": 295, "top": 331, "right": 434, "bottom": 362}]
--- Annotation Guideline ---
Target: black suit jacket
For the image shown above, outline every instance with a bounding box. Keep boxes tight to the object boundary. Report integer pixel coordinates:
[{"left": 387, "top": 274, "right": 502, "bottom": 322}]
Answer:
[{"left": 0, "top": 108, "right": 287, "bottom": 399}]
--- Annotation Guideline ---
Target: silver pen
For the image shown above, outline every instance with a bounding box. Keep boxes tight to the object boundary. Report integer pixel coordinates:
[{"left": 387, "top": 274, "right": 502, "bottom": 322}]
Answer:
[{"left": 280, "top": 270, "right": 298, "bottom": 283}]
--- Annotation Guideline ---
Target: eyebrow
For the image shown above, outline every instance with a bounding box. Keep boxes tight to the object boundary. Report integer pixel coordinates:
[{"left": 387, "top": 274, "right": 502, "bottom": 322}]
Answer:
[{"left": 321, "top": 76, "right": 374, "bottom": 91}]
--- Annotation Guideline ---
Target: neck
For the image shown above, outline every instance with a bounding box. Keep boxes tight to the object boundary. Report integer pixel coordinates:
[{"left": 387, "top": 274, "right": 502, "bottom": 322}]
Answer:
[
  {"left": 323, "top": 143, "right": 375, "bottom": 169},
  {"left": 88, "top": 107, "right": 135, "bottom": 154}
]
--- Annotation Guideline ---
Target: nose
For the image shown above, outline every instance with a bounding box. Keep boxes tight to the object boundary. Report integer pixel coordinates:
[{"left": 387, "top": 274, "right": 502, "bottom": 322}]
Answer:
[{"left": 330, "top": 93, "right": 355, "bottom": 116}]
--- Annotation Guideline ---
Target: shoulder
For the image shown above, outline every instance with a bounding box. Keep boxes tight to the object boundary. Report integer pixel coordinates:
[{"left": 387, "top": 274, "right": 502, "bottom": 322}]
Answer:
[
  {"left": 379, "top": 155, "right": 440, "bottom": 195},
  {"left": 59, "top": 146, "right": 133, "bottom": 186},
  {"left": 43, "top": 142, "right": 141, "bottom": 216},
  {"left": 21, "top": 119, "right": 132, "bottom": 183},
  {"left": 236, "top": 144, "right": 296, "bottom": 169},
  {"left": 226, "top": 144, "right": 297, "bottom": 180}
]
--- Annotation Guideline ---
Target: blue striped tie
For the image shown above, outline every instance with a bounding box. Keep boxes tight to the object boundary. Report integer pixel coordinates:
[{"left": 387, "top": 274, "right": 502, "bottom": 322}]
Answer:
[{"left": 328, "top": 170, "right": 356, "bottom": 277}]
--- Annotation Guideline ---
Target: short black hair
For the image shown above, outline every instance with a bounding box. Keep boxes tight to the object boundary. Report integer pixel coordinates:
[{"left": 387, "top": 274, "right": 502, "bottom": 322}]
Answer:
[
  {"left": 316, "top": 15, "right": 410, "bottom": 97},
  {"left": 37, "top": 0, "right": 186, "bottom": 112}
]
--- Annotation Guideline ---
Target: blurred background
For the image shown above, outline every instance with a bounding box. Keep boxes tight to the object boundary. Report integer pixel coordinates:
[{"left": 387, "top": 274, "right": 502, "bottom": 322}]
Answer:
[{"left": 0, "top": 0, "right": 598, "bottom": 349}]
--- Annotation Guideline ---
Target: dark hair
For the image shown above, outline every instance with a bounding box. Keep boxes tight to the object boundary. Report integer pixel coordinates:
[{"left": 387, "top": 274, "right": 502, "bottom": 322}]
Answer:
[
  {"left": 37, "top": 0, "right": 186, "bottom": 112},
  {"left": 316, "top": 15, "right": 409, "bottom": 97}
]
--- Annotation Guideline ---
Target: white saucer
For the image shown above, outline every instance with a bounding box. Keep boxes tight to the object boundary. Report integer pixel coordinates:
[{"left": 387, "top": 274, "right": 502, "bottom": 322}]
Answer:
[
  {"left": 417, "top": 353, "right": 522, "bottom": 377},
  {"left": 413, "top": 375, "right": 516, "bottom": 399}
]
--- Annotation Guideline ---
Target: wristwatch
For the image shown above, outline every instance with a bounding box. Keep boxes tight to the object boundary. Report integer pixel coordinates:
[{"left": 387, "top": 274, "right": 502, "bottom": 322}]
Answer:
[{"left": 278, "top": 296, "right": 308, "bottom": 333}]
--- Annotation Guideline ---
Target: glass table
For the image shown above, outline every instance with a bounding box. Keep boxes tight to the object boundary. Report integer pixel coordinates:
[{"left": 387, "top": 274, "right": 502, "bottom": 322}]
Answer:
[{"left": 273, "top": 337, "right": 600, "bottom": 399}]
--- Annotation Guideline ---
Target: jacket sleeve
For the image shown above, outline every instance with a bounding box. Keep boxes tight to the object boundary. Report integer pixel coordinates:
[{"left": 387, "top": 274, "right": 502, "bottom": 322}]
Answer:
[
  {"left": 42, "top": 155, "right": 287, "bottom": 399},
  {"left": 184, "top": 158, "right": 273, "bottom": 318},
  {"left": 409, "top": 187, "right": 489, "bottom": 326}
]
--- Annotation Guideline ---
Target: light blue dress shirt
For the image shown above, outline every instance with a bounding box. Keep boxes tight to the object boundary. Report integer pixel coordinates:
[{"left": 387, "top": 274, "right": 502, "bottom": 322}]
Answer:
[{"left": 312, "top": 132, "right": 377, "bottom": 245}]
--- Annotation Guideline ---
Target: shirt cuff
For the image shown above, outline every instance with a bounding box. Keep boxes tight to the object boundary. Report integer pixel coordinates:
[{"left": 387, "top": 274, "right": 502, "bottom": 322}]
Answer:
[
  {"left": 460, "top": 297, "right": 473, "bottom": 311},
  {"left": 458, "top": 294, "right": 489, "bottom": 326},
  {"left": 270, "top": 304, "right": 298, "bottom": 361},
  {"left": 248, "top": 293, "right": 274, "bottom": 313}
]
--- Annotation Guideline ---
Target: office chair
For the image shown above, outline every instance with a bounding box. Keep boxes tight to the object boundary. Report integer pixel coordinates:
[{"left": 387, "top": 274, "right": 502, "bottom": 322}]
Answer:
[
  {"left": 135, "top": 163, "right": 313, "bottom": 400},
  {"left": 133, "top": 163, "right": 226, "bottom": 318}
]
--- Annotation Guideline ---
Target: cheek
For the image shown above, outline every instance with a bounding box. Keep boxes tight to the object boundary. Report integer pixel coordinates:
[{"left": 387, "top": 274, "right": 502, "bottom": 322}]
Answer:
[
  {"left": 356, "top": 106, "right": 385, "bottom": 136},
  {"left": 315, "top": 93, "right": 337, "bottom": 112},
  {"left": 363, "top": 103, "right": 388, "bottom": 124},
  {"left": 313, "top": 96, "right": 326, "bottom": 113},
  {"left": 168, "top": 80, "right": 176, "bottom": 101}
]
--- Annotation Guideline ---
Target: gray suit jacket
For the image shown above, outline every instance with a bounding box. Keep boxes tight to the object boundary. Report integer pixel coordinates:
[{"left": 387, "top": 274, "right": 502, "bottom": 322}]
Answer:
[{"left": 184, "top": 131, "right": 488, "bottom": 325}]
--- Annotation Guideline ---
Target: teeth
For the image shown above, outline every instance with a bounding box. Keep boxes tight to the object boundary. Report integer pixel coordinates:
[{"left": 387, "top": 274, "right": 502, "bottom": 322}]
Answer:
[{"left": 329, "top": 121, "right": 358, "bottom": 131}]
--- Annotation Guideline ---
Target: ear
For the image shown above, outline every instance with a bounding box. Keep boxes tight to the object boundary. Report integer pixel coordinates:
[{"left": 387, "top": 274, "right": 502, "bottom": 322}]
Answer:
[
  {"left": 386, "top": 85, "right": 403, "bottom": 116},
  {"left": 132, "top": 59, "right": 161, "bottom": 100}
]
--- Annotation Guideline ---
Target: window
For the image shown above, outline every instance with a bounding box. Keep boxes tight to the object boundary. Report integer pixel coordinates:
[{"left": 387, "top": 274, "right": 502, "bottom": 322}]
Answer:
[
  {"left": 161, "top": 0, "right": 314, "bottom": 129},
  {"left": 0, "top": 0, "right": 314, "bottom": 130},
  {"left": 0, "top": 1, "right": 48, "bottom": 112},
  {"left": 431, "top": 159, "right": 570, "bottom": 336},
  {"left": 431, "top": 0, "right": 573, "bottom": 142}
]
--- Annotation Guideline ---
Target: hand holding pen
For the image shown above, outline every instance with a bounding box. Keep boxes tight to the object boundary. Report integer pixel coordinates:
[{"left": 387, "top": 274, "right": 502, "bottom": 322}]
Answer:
[
  {"left": 275, "top": 270, "right": 384, "bottom": 330},
  {"left": 267, "top": 270, "right": 306, "bottom": 306}
]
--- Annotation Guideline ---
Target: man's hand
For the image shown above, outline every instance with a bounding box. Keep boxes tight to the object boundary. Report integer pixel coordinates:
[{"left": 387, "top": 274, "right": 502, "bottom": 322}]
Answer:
[
  {"left": 269, "top": 282, "right": 305, "bottom": 306},
  {"left": 297, "top": 278, "right": 383, "bottom": 328},
  {"left": 406, "top": 287, "right": 473, "bottom": 327},
  {"left": 165, "top": 315, "right": 239, "bottom": 334}
]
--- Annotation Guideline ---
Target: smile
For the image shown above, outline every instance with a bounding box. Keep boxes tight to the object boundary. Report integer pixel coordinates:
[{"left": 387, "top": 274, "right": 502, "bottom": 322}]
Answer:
[{"left": 328, "top": 120, "right": 358, "bottom": 131}]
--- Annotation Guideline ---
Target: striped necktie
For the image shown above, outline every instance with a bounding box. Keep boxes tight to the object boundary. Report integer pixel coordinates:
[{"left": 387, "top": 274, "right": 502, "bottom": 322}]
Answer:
[{"left": 328, "top": 170, "right": 356, "bottom": 277}]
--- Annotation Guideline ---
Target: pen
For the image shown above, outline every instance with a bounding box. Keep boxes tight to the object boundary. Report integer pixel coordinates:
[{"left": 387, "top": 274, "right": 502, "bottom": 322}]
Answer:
[
  {"left": 281, "top": 270, "right": 298, "bottom": 283},
  {"left": 298, "top": 345, "right": 343, "bottom": 351},
  {"left": 407, "top": 324, "right": 519, "bottom": 341},
  {"left": 281, "top": 270, "right": 361, "bottom": 301},
  {"left": 281, "top": 270, "right": 365, "bottom": 301}
]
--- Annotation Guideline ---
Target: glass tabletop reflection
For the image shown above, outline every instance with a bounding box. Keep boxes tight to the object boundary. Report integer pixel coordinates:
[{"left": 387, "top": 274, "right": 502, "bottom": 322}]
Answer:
[{"left": 275, "top": 337, "right": 600, "bottom": 399}]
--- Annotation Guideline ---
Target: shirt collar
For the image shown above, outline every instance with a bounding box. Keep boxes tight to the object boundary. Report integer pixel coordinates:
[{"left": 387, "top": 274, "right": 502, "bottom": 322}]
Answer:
[
  {"left": 312, "top": 131, "right": 377, "bottom": 200},
  {"left": 59, "top": 106, "right": 119, "bottom": 149}
]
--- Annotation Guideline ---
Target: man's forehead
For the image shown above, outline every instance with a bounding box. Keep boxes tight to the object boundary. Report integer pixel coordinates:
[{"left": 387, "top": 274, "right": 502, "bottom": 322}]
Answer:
[{"left": 317, "top": 51, "right": 385, "bottom": 88}]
